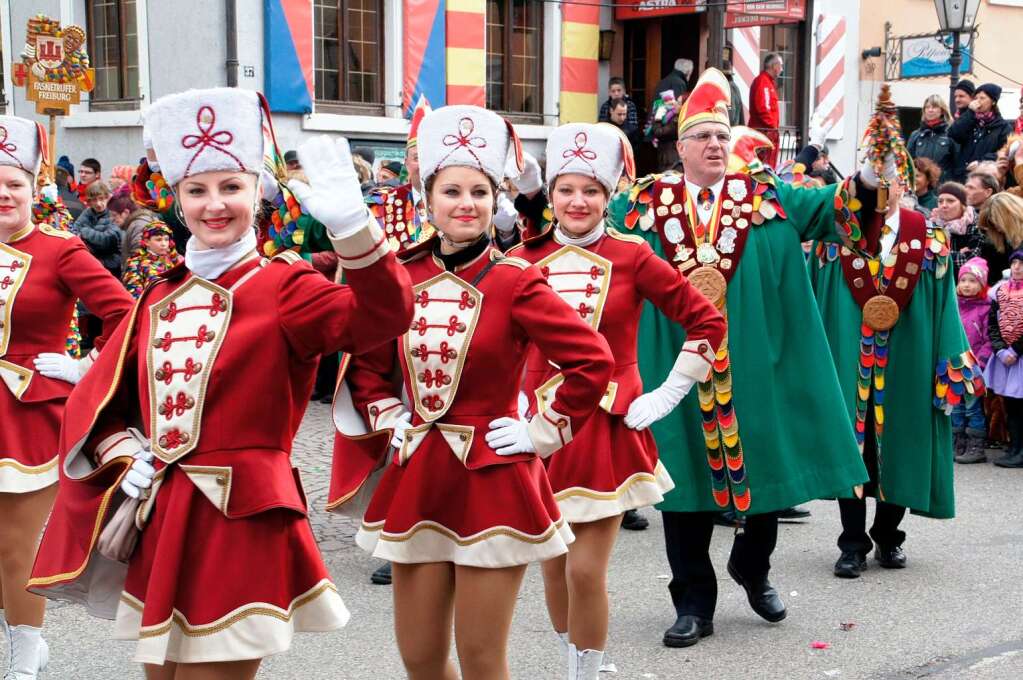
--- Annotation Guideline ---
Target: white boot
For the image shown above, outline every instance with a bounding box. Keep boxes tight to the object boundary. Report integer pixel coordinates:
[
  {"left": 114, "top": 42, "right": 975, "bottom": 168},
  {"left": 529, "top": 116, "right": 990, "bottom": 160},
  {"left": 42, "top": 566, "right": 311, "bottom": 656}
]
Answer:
[
  {"left": 574, "top": 648, "right": 604, "bottom": 680},
  {"left": 5, "top": 625, "right": 48, "bottom": 680}
]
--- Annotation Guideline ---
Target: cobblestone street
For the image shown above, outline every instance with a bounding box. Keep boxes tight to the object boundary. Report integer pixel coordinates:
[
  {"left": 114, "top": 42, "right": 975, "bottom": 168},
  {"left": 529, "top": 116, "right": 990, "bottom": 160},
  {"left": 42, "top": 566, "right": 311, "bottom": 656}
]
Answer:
[{"left": 20, "top": 404, "right": 1023, "bottom": 679}]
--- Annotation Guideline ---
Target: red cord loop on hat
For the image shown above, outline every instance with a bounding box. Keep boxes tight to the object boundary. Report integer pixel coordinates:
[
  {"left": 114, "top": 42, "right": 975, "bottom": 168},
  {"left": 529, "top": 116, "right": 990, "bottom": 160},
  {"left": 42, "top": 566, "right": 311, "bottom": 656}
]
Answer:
[
  {"left": 558, "top": 131, "right": 598, "bottom": 176},
  {"left": 181, "top": 106, "right": 245, "bottom": 178},
  {"left": 440, "top": 117, "right": 487, "bottom": 168},
  {"left": 0, "top": 127, "right": 23, "bottom": 169}
]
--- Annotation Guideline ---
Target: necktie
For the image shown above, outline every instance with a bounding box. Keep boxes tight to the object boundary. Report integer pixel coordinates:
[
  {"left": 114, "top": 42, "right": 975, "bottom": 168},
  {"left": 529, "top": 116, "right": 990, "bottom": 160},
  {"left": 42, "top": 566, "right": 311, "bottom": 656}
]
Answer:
[{"left": 698, "top": 187, "right": 714, "bottom": 212}]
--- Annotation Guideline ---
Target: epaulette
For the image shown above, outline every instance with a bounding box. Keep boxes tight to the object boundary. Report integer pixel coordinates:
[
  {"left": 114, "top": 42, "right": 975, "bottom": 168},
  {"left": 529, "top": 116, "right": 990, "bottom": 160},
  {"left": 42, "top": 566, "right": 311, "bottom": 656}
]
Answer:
[
  {"left": 397, "top": 235, "right": 436, "bottom": 263},
  {"left": 38, "top": 224, "right": 72, "bottom": 239},
  {"left": 511, "top": 224, "right": 556, "bottom": 252},
  {"left": 606, "top": 227, "right": 645, "bottom": 244},
  {"left": 271, "top": 249, "right": 303, "bottom": 265},
  {"left": 490, "top": 250, "right": 529, "bottom": 269}
]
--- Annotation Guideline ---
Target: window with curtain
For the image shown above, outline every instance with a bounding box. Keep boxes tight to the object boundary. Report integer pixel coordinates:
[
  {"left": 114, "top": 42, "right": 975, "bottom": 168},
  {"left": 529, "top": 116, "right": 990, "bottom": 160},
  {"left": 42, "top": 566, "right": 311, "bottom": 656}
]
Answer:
[
  {"left": 314, "top": 0, "right": 384, "bottom": 111},
  {"left": 759, "top": 23, "right": 803, "bottom": 130},
  {"left": 86, "top": 0, "right": 139, "bottom": 109},
  {"left": 486, "top": 0, "right": 543, "bottom": 119}
]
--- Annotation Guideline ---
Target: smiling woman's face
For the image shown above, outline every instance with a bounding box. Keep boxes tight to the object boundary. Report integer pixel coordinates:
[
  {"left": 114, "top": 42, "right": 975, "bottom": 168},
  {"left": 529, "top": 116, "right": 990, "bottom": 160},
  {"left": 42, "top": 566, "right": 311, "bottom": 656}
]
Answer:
[
  {"left": 177, "top": 171, "right": 258, "bottom": 249},
  {"left": 0, "top": 166, "right": 34, "bottom": 237},
  {"left": 427, "top": 165, "right": 495, "bottom": 247}
]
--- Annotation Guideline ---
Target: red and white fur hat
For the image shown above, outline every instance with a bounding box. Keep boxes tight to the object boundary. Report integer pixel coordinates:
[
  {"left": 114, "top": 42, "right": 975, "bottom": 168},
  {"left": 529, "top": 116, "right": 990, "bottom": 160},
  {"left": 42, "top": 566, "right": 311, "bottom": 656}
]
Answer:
[
  {"left": 417, "top": 105, "right": 523, "bottom": 187},
  {"left": 544, "top": 122, "right": 635, "bottom": 194},
  {"left": 143, "top": 88, "right": 280, "bottom": 195},
  {"left": 0, "top": 115, "right": 49, "bottom": 178}
]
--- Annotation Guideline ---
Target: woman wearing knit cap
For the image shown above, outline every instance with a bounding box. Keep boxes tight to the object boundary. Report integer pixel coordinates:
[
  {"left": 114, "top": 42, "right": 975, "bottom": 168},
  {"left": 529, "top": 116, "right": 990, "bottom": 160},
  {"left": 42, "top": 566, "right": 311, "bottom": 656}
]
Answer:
[
  {"left": 949, "top": 82, "right": 1013, "bottom": 172},
  {"left": 510, "top": 122, "right": 725, "bottom": 679},
  {"left": 330, "top": 104, "right": 614, "bottom": 680},
  {"left": 29, "top": 87, "right": 414, "bottom": 679},
  {"left": 0, "top": 115, "right": 132, "bottom": 679}
]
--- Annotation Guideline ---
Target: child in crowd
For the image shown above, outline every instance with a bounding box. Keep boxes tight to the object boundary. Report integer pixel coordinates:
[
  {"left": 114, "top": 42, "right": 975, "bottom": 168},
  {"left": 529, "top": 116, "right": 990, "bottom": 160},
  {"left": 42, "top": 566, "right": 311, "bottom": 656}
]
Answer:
[
  {"left": 121, "top": 221, "right": 182, "bottom": 298},
  {"left": 955, "top": 257, "right": 992, "bottom": 463},
  {"left": 72, "top": 180, "right": 123, "bottom": 278},
  {"left": 983, "top": 250, "right": 1023, "bottom": 468}
]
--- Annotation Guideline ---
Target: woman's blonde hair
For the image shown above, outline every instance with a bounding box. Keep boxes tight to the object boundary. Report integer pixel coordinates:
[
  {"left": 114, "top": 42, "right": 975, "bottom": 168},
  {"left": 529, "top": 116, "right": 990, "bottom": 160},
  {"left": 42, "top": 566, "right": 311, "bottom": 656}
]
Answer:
[
  {"left": 922, "top": 94, "right": 952, "bottom": 125},
  {"left": 351, "top": 155, "right": 372, "bottom": 185},
  {"left": 979, "top": 192, "right": 1023, "bottom": 253}
]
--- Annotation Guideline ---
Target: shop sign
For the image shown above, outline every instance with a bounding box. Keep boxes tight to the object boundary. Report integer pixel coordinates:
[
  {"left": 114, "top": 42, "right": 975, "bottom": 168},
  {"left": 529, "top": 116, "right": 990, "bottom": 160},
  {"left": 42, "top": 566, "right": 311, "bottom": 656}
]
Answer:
[{"left": 614, "top": 0, "right": 705, "bottom": 21}]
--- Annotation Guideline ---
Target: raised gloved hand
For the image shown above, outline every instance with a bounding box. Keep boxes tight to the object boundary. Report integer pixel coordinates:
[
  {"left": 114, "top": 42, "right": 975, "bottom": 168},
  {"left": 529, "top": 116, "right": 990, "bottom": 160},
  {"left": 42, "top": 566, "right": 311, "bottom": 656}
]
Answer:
[
  {"left": 808, "top": 115, "right": 833, "bottom": 149},
  {"left": 494, "top": 194, "right": 519, "bottom": 236},
  {"left": 624, "top": 371, "right": 696, "bottom": 430},
  {"left": 33, "top": 352, "right": 86, "bottom": 385},
  {"left": 513, "top": 152, "right": 543, "bottom": 195},
  {"left": 389, "top": 411, "right": 413, "bottom": 449},
  {"left": 121, "top": 448, "right": 156, "bottom": 499},
  {"left": 859, "top": 152, "right": 897, "bottom": 189},
  {"left": 485, "top": 417, "right": 537, "bottom": 456},
  {"left": 288, "top": 136, "right": 370, "bottom": 238},
  {"left": 39, "top": 183, "right": 58, "bottom": 202}
]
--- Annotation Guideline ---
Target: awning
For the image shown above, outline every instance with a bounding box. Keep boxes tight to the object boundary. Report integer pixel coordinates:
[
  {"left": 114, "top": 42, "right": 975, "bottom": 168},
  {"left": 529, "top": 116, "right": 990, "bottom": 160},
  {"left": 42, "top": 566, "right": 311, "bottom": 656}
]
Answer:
[
  {"left": 725, "top": 0, "right": 806, "bottom": 28},
  {"left": 614, "top": 0, "right": 704, "bottom": 22},
  {"left": 614, "top": 0, "right": 806, "bottom": 25}
]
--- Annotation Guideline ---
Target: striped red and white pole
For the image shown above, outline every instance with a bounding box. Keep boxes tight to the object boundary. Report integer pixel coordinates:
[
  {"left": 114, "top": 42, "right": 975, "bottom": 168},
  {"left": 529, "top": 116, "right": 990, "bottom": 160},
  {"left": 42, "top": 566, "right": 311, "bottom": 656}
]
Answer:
[{"left": 815, "top": 14, "right": 846, "bottom": 137}]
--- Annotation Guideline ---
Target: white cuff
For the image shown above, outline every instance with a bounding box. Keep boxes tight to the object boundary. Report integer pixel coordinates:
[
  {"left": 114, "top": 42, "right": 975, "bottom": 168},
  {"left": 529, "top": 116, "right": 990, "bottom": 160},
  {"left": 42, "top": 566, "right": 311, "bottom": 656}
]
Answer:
[
  {"left": 95, "top": 431, "right": 142, "bottom": 466},
  {"left": 328, "top": 216, "right": 391, "bottom": 270},
  {"left": 365, "top": 398, "right": 409, "bottom": 432},
  {"left": 673, "top": 339, "right": 716, "bottom": 382},
  {"left": 526, "top": 406, "right": 573, "bottom": 458}
]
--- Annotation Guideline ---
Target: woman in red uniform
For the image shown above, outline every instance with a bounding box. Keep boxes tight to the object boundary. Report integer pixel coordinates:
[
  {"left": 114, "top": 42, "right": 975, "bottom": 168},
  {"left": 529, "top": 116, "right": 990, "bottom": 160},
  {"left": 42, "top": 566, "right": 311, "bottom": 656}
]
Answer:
[
  {"left": 329, "top": 105, "right": 614, "bottom": 680},
  {"left": 28, "top": 88, "right": 413, "bottom": 680},
  {"left": 511, "top": 123, "right": 725, "bottom": 679},
  {"left": 0, "top": 115, "right": 131, "bottom": 679}
]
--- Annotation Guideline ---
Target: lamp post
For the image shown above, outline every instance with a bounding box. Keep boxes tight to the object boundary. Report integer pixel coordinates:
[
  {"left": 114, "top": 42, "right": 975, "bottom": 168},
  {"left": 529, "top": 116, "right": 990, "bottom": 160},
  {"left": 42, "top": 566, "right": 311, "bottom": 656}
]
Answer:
[{"left": 933, "top": 0, "right": 981, "bottom": 110}]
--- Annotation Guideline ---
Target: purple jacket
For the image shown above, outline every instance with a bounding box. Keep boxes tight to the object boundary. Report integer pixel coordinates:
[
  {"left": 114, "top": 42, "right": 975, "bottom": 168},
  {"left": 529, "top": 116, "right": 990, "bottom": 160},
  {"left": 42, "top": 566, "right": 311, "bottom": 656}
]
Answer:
[{"left": 959, "top": 294, "right": 993, "bottom": 368}]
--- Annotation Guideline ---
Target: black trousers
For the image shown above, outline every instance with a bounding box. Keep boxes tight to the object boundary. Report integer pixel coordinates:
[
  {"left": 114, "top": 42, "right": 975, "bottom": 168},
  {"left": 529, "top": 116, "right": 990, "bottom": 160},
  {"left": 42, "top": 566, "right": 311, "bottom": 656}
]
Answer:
[
  {"left": 662, "top": 510, "right": 778, "bottom": 620},
  {"left": 836, "top": 404, "right": 907, "bottom": 554}
]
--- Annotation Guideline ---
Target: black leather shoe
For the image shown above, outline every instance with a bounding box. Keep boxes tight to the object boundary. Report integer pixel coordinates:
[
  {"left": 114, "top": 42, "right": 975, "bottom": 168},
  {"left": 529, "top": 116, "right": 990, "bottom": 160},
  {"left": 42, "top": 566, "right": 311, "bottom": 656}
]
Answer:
[
  {"left": 726, "top": 561, "right": 787, "bottom": 623},
  {"left": 834, "top": 551, "right": 867, "bottom": 578},
  {"left": 370, "top": 562, "right": 392, "bottom": 585},
  {"left": 995, "top": 450, "right": 1023, "bottom": 468},
  {"left": 662, "top": 614, "right": 714, "bottom": 648},
  {"left": 621, "top": 509, "right": 649, "bottom": 531},
  {"left": 776, "top": 506, "right": 811, "bottom": 522},
  {"left": 874, "top": 544, "right": 907, "bottom": 569}
]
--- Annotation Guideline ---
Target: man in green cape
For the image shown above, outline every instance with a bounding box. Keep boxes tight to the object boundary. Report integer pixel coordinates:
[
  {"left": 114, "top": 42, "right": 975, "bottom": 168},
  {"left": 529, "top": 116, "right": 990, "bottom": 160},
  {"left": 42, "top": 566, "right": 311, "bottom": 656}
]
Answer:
[{"left": 608, "top": 69, "right": 883, "bottom": 648}]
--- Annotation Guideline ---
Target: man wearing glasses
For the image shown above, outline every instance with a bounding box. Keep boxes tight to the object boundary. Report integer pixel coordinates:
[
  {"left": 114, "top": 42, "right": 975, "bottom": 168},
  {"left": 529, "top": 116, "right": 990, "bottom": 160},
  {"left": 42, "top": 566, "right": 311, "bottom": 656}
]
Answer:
[{"left": 610, "top": 68, "right": 893, "bottom": 649}]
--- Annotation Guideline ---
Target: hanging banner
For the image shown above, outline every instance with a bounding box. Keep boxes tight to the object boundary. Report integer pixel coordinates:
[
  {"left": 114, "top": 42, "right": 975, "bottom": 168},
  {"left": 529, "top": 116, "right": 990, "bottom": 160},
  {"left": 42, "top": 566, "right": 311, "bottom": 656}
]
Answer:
[
  {"left": 12, "top": 14, "right": 94, "bottom": 115},
  {"left": 725, "top": 0, "right": 806, "bottom": 28},
  {"left": 614, "top": 0, "right": 705, "bottom": 22},
  {"left": 264, "top": 0, "right": 314, "bottom": 114},
  {"left": 404, "top": 0, "right": 447, "bottom": 114}
]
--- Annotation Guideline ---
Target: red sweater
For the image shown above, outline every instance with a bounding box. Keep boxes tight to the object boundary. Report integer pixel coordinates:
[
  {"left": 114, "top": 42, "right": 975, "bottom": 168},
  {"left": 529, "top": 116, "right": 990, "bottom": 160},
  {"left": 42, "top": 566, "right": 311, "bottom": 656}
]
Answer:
[{"left": 748, "top": 71, "right": 779, "bottom": 130}]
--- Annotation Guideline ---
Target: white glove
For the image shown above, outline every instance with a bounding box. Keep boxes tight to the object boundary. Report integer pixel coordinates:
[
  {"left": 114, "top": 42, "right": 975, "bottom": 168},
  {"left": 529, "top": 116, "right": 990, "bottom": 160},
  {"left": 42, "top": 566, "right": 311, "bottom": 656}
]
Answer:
[
  {"left": 389, "top": 411, "right": 413, "bottom": 449},
  {"left": 808, "top": 115, "right": 833, "bottom": 148},
  {"left": 624, "top": 371, "right": 696, "bottom": 430},
  {"left": 942, "top": 403, "right": 955, "bottom": 416},
  {"left": 513, "top": 152, "right": 543, "bottom": 195},
  {"left": 39, "top": 183, "right": 58, "bottom": 202},
  {"left": 33, "top": 352, "right": 86, "bottom": 385},
  {"left": 120, "top": 448, "right": 156, "bottom": 499},
  {"left": 494, "top": 194, "right": 519, "bottom": 236},
  {"left": 288, "top": 136, "right": 370, "bottom": 237},
  {"left": 517, "top": 391, "right": 530, "bottom": 419},
  {"left": 485, "top": 417, "right": 537, "bottom": 456},
  {"left": 859, "top": 152, "right": 897, "bottom": 189}
]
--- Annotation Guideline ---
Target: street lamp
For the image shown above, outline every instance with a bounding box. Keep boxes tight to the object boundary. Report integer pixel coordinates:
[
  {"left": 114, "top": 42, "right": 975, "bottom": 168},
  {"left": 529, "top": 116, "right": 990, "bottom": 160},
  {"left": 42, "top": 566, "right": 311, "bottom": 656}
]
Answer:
[{"left": 933, "top": 0, "right": 981, "bottom": 109}]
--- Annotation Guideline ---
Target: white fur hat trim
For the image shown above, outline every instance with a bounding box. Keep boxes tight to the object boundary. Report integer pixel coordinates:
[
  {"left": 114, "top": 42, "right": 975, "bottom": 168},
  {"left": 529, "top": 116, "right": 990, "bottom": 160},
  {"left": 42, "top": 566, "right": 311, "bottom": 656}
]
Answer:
[
  {"left": 0, "top": 115, "right": 45, "bottom": 177},
  {"left": 545, "top": 123, "right": 626, "bottom": 194},
  {"left": 417, "top": 105, "right": 522, "bottom": 187}
]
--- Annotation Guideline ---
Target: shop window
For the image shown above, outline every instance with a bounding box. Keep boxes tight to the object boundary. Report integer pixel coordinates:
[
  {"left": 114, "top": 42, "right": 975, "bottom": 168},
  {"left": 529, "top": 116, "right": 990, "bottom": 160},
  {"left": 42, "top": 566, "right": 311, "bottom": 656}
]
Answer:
[
  {"left": 623, "top": 22, "right": 647, "bottom": 122},
  {"left": 486, "top": 0, "right": 543, "bottom": 121},
  {"left": 759, "top": 24, "right": 802, "bottom": 131},
  {"left": 314, "top": 0, "right": 384, "bottom": 113},
  {"left": 85, "top": 0, "right": 139, "bottom": 110}
]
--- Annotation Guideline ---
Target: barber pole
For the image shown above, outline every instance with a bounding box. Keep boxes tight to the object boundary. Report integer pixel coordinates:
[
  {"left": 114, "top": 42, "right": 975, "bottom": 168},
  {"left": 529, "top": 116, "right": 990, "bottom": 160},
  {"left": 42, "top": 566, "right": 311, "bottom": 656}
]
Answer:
[
  {"left": 815, "top": 14, "right": 846, "bottom": 139},
  {"left": 730, "top": 26, "right": 760, "bottom": 120}
]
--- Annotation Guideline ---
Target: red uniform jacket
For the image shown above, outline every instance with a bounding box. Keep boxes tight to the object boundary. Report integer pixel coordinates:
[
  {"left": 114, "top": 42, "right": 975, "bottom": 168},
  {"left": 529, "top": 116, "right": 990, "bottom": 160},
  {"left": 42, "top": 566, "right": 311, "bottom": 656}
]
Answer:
[
  {"left": 511, "top": 227, "right": 725, "bottom": 413},
  {"left": 329, "top": 241, "right": 614, "bottom": 507},
  {"left": 0, "top": 224, "right": 131, "bottom": 401},
  {"left": 748, "top": 71, "right": 780, "bottom": 131},
  {"left": 30, "top": 222, "right": 414, "bottom": 603}
]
